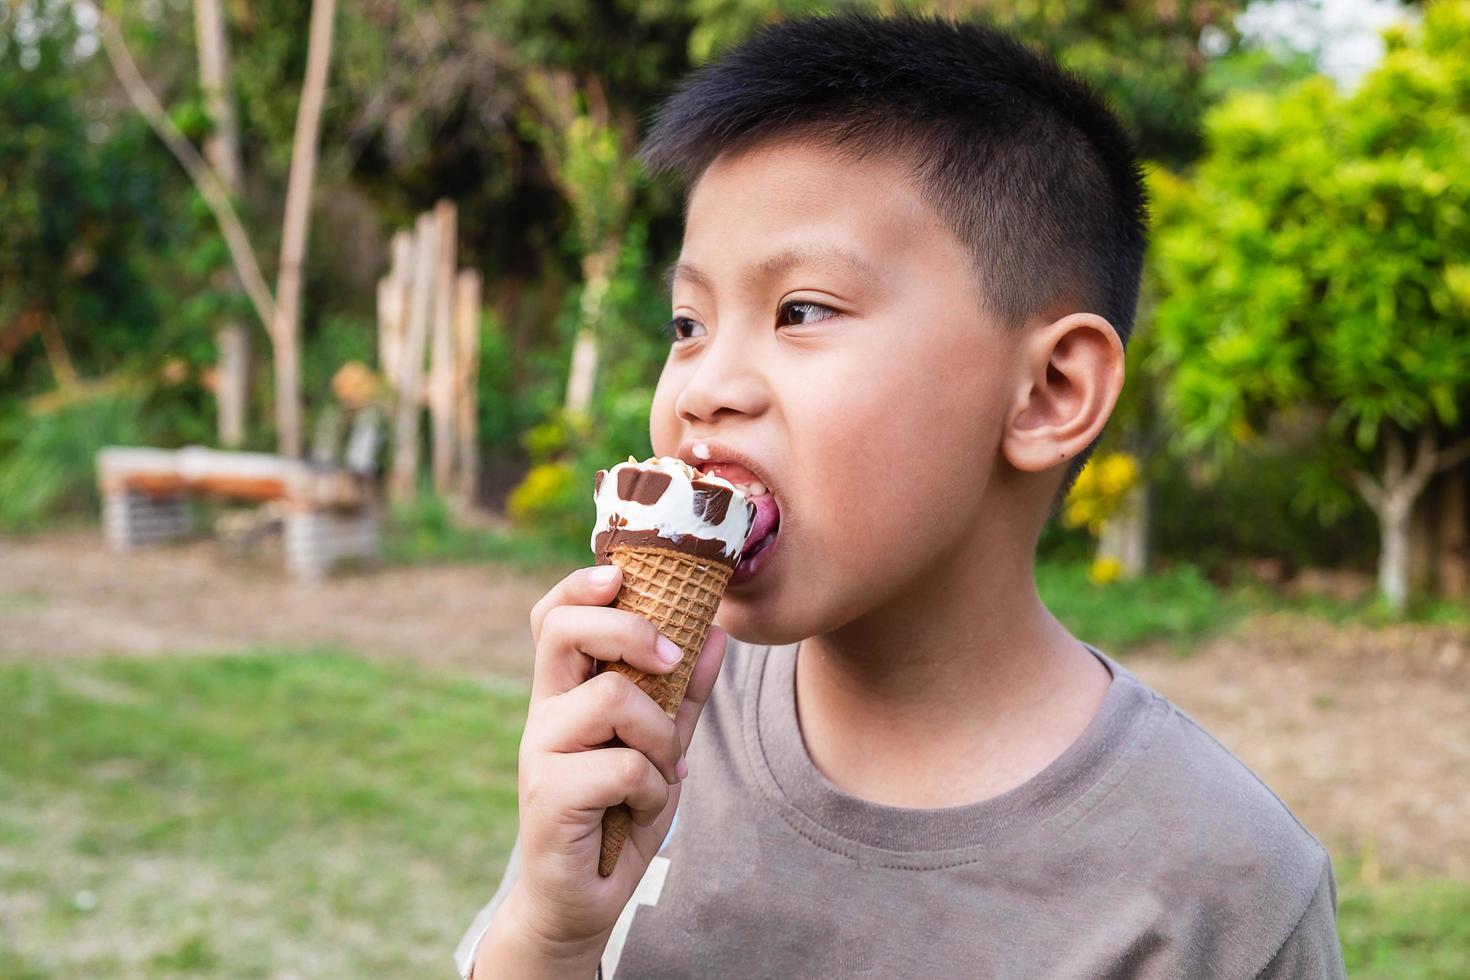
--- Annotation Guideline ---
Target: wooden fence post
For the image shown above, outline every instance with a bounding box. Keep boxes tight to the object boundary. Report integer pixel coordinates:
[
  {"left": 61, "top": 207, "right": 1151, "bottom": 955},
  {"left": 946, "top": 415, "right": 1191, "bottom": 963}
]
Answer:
[
  {"left": 390, "top": 211, "right": 438, "bottom": 502},
  {"left": 430, "top": 200, "right": 458, "bottom": 496},
  {"left": 454, "top": 269, "right": 483, "bottom": 506}
]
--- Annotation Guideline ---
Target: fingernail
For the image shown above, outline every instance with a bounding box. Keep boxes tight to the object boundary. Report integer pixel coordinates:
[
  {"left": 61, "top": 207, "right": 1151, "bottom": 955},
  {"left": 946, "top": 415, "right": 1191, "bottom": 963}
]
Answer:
[
  {"left": 590, "top": 566, "right": 618, "bottom": 587},
  {"left": 676, "top": 755, "right": 688, "bottom": 780},
  {"left": 655, "top": 634, "right": 683, "bottom": 665}
]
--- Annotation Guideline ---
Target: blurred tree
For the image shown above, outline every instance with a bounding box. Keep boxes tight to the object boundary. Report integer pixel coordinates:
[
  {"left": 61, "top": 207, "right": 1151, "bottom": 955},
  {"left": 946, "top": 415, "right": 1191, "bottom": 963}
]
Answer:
[
  {"left": 0, "top": 0, "right": 169, "bottom": 394},
  {"left": 1149, "top": 1, "right": 1470, "bottom": 612},
  {"left": 268, "top": 0, "right": 337, "bottom": 458},
  {"left": 520, "top": 69, "right": 639, "bottom": 421},
  {"left": 193, "top": 0, "right": 250, "bottom": 446}
]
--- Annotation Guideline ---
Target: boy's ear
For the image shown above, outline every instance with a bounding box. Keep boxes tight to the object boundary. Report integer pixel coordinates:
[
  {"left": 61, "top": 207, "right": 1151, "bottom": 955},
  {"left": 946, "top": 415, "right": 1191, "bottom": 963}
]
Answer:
[{"left": 1002, "top": 312, "right": 1125, "bottom": 473}]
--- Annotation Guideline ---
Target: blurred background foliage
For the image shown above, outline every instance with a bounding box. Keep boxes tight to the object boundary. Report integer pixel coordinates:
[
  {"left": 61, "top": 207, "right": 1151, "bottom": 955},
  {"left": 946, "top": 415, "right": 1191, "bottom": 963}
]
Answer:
[{"left": 2, "top": 0, "right": 1465, "bottom": 614}]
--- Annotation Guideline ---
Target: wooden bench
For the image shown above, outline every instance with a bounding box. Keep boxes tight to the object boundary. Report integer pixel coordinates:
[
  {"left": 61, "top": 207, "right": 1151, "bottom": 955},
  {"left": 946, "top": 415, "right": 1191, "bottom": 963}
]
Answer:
[{"left": 97, "top": 446, "right": 380, "bottom": 580}]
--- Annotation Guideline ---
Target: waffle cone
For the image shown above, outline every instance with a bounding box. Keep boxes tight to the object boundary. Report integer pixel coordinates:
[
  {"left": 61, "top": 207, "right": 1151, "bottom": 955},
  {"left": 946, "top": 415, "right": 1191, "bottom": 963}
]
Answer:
[{"left": 596, "top": 544, "right": 734, "bottom": 877}]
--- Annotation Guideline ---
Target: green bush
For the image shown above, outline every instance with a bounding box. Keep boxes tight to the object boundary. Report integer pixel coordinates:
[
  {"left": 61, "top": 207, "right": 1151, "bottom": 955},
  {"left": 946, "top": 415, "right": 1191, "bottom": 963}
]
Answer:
[
  {"left": 1036, "top": 561, "right": 1242, "bottom": 653},
  {"left": 0, "top": 389, "right": 153, "bottom": 531},
  {"left": 1149, "top": 449, "right": 1378, "bottom": 575}
]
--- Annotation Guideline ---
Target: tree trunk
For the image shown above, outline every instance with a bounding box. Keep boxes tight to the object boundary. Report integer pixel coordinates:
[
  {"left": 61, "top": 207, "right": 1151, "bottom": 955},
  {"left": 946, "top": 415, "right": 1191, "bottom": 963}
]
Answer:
[
  {"left": 454, "top": 269, "right": 483, "bottom": 508},
  {"left": 194, "top": 0, "right": 250, "bottom": 447},
  {"left": 1097, "top": 479, "right": 1150, "bottom": 579},
  {"left": 1349, "top": 427, "right": 1470, "bottom": 614},
  {"left": 563, "top": 239, "right": 618, "bottom": 419},
  {"left": 389, "top": 213, "right": 439, "bottom": 503},
  {"left": 1407, "top": 483, "right": 1437, "bottom": 596},
  {"left": 1439, "top": 466, "right": 1469, "bottom": 599},
  {"left": 430, "top": 200, "right": 458, "bottom": 495},
  {"left": 270, "top": 0, "right": 337, "bottom": 458}
]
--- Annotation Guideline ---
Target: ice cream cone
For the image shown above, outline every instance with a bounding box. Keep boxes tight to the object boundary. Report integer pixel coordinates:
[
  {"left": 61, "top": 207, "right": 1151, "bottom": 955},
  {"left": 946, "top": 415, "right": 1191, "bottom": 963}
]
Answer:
[
  {"left": 596, "top": 544, "right": 733, "bottom": 877},
  {"left": 588, "top": 457, "right": 754, "bottom": 877}
]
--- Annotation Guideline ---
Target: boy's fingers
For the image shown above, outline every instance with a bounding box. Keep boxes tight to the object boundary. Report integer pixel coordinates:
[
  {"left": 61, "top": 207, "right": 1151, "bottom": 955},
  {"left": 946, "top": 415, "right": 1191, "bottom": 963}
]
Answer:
[
  {"left": 529, "top": 564, "right": 622, "bottom": 647},
  {"left": 672, "top": 626, "right": 729, "bottom": 755},
  {"left": 526, "top": 747, "right": 670, "bottom": 826},
  {"left": 531, "top": 604, "right": 680, "bottom": 702},
  {"left": 527, "top": 671, "right": 684, "bottom": 783},
  {"left": 626, "top": 779, "right": 684, "bottom": 870}
]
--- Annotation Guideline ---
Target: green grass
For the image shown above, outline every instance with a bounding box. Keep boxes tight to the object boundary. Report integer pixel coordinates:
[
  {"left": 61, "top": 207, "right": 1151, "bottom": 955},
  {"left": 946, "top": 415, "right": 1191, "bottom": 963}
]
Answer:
[
  {"left": 1245, "top": 584, "right": 1470, "bottom": 629},
  {"left": 0, "top": 650, "right": 526, "bottom": 978},
  {"left": 1339, "top": 876, "right": 1470, "bottom": 978},
  {"left": 1036, "top": 561, "right": 1245, "bottom": 653}
]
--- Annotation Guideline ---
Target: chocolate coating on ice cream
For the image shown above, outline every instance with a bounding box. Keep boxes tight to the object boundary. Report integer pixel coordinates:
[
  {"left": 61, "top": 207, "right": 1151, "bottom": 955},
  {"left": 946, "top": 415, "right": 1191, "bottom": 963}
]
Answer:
[
  {"left": 691, "top": 480, "right": 732, "bottom": 524},
  {"left": 590, "top": 455, "right": 755, "bottom": 569},
  {"left": 618, "top": 467, "right": 671, "bottom": 506}
]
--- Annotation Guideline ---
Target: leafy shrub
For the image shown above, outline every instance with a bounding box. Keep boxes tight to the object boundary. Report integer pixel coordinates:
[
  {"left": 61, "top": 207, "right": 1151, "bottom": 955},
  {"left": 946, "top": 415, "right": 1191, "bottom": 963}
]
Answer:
[
  {"left": 507, "top": 460, "right": 586, "bottom": 545},
  {"left": 0, "top": 388, "right": 151, "bottom": 531}
]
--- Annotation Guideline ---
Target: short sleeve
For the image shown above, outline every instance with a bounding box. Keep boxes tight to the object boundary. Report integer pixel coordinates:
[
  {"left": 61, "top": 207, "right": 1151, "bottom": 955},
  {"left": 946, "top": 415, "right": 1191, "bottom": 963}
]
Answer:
[
  {"left": 1255, "top": 857, "right": 1346, "bottom": 979},
  {"left": 453, "top": 834, "right": 523, "bottom": 979}
]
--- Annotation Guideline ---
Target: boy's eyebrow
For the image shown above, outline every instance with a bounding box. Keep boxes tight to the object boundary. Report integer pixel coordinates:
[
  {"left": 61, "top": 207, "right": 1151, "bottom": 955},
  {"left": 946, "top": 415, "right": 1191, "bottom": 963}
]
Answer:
[{"left": 666, "top": 244, "right": 881, "bottom": 296}]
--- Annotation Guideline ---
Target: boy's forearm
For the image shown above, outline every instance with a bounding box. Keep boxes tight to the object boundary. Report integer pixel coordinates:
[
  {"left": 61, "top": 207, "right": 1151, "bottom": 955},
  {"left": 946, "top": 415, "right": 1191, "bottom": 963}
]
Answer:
[{"left": 471, "top": 889, "right": 607, "bottom": 980}]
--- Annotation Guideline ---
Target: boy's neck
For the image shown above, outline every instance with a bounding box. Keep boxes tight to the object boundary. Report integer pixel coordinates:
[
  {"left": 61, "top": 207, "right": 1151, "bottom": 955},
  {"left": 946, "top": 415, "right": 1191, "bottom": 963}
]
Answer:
[{"left": 796, "top": 517, "right": 1111, "bottom": 810}]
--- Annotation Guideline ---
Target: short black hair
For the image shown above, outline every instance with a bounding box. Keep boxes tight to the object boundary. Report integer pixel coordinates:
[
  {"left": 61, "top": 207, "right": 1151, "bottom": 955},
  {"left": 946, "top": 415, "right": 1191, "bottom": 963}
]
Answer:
[{"left": 640, "top": 14, "right": 1148, "bottom": 497}]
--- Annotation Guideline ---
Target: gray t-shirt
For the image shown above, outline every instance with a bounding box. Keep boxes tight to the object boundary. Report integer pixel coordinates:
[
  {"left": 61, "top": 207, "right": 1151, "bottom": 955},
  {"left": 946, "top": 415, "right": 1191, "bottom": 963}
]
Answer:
[{"left": 456, "top": 641, "right": 1345, "bottom": 978}]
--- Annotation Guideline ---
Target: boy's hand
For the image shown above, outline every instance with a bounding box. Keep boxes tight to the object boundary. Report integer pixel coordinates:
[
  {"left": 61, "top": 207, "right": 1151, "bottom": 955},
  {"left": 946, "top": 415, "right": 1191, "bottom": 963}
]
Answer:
[{"left": 477, "top": 563, "right": 728, "bottom": 976}]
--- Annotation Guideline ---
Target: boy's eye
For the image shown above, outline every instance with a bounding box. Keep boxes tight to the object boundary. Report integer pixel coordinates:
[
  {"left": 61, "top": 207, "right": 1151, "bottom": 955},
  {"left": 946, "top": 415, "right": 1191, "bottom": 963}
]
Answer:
[
  {"left": 777, "top": 300, "right": 838, "bottom": 326},
  {"left": 661, "top": 302, "right": 836, "bottom": 342},
  {"left": 661, "top": 316, "right": 705, "bottom": 342}
]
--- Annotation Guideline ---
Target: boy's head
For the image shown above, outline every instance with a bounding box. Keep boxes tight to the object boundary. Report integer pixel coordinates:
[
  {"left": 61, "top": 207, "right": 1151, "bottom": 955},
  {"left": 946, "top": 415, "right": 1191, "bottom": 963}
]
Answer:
[{"left": 643, "top": 14, "right": 1147, "bottom": 645}]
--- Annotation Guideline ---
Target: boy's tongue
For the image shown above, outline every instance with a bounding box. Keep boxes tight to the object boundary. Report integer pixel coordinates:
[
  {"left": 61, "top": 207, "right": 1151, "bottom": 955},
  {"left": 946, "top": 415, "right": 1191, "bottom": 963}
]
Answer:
[
  {"left": 744, "top": 492, "right": 780, "bottom": 552},
  {"left": 699, "top": 461, "right": 780, "bottom": 552}
]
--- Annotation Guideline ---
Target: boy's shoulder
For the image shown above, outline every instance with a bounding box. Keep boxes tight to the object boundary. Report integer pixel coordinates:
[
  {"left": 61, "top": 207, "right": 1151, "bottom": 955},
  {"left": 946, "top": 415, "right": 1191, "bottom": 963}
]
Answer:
[
  {"left": 1081, "top": 650, "right": 1340, "bottom": 974},
  {"left": 1103, "top": 648, "right": 1328, "bottom": 868}
]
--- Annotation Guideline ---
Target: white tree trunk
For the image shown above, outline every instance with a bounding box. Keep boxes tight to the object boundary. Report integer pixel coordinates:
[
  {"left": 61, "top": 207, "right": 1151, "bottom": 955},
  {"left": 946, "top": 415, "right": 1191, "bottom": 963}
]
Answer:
[
  {"left": 1349, "top": 427, "right": 1470, "bottom": 614},
  {"left": 270, "top": 0, "right": 337, "bottom": 458},
  {"left": 563, "top": 241, "right": 618, "bottom": 419},
  {"left": 564, "top": 329, "right": 600, "bottom": 420},
  {"left": 194, "top": 0, "right": 250, "bottom": 447},
  {"left": 1376, "top": 497, "right": 1413, "bottom": 612},
  {"left": 1097, "top": 480, "right": 1150, "bottom": 579}
]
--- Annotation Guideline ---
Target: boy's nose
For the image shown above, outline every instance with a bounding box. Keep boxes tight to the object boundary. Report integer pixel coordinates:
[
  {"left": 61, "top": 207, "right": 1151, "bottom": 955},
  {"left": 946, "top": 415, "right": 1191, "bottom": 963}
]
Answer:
[{"left": 673, "top": 338, "right": 769, "bottom": 423}]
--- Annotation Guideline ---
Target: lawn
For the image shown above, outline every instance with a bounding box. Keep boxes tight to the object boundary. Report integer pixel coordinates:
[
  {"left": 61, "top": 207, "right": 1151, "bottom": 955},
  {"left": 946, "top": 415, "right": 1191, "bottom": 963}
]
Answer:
[
  {"left": 0, "top": 651, "right": 524, "bottom": 977},
  {"left": 1, "top": 650, "right": 1465, "bottom": 977}
]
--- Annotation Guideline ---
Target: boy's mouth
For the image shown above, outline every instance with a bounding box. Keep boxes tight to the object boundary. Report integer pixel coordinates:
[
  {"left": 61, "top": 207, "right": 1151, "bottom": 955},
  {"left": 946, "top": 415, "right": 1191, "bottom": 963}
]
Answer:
[{"left": 690, "top": 453, "right": 782, "bottom": 583}]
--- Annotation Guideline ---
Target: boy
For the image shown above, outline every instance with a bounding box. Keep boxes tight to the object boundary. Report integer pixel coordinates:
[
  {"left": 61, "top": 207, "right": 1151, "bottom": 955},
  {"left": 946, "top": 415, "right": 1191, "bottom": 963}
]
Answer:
[{"left": 457, "top": 14, "right": 1344, "bottom": 978}]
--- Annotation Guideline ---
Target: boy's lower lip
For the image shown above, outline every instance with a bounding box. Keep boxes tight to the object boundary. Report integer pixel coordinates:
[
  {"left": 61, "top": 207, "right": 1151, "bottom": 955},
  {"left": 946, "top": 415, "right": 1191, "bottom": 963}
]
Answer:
[{"left": 731, "top": 521, "right": 779, "bottom": 585}]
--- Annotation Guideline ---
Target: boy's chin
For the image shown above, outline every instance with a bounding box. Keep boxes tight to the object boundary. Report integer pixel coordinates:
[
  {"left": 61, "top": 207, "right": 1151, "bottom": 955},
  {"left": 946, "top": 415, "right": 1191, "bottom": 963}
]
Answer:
[{"left": 715, "top": 598, "right": 812, "bottom": 649}]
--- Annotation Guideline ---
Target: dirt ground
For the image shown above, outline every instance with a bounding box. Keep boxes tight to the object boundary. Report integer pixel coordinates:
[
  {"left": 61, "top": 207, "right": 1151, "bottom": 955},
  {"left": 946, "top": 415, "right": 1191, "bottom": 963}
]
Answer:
[{"left": 3, "top": 530, "right": 1466, "bottom": 878}]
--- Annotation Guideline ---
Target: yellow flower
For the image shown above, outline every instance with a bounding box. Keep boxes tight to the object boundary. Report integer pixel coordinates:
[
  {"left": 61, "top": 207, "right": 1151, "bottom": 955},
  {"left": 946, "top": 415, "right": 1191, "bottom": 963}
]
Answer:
[
  {"left": 1062, "top": 452, "right": 1139, "bottom": 535},
  {"left": 1088, "top": 556, "right": 1124, "bottom": 586}
]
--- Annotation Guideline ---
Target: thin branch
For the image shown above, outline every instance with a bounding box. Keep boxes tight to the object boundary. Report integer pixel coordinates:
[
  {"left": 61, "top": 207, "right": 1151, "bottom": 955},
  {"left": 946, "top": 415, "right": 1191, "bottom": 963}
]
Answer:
[
  {"left": 1349, "top": 468, "right": 1385, "bottom": 510},
  {"left": 96, "top": 11, "right": 276, "bottom": 334},
  {"left": 1435, "top": 436, "right": 1470, "bottom": 474},
  {"left": 1405, "top": 426, "right": 1440, "bottom": 493},
  {"left": 39, "top": 315, "right": 78, "bottom": 387}
]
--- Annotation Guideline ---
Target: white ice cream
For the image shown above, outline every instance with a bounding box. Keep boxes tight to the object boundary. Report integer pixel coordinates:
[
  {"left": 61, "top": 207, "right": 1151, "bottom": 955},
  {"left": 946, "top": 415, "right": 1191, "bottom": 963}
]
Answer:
[{"left": 590, "top": 455, "right": 753, "bottom": 561}]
